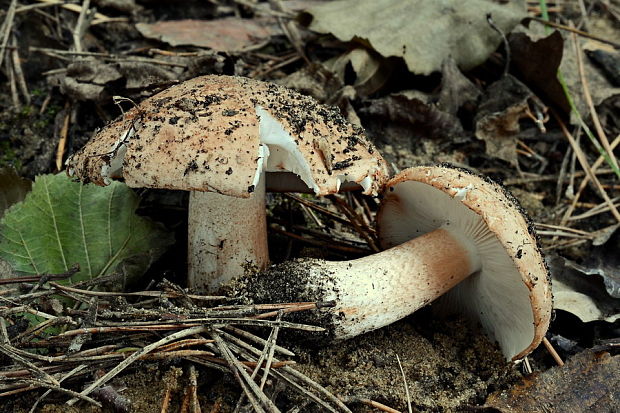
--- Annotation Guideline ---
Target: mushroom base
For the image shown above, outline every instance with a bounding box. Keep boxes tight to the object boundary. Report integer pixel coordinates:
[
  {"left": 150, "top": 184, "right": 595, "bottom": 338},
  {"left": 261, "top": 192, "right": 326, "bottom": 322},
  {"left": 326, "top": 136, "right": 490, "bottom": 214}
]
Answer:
[
  {"left": 242, "top": 226, "right": 480, "bottom": 339},
  {"left": 187, "top": 178, "right": 269, "bottom": 292}
]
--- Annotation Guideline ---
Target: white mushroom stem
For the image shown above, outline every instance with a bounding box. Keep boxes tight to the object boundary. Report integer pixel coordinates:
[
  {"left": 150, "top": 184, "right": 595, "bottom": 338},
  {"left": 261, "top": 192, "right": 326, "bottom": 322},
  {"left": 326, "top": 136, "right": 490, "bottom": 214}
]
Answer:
[
  {"left": 255, "top": 224, "right": 482, "bottom": 339},
  {"left": 188, "top": 176, "right": 269, "bottom": 291}
]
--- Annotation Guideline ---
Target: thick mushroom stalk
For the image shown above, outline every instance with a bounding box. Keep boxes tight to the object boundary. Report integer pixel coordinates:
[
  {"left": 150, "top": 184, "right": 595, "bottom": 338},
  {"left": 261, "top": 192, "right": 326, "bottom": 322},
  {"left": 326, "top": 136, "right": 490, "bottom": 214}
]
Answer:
[
  {"left": 282, "top": 226, "right": 481, "bottom": 335},
  {"left": 244, "top": 225, "right": 480, "bottom": 336},
  {"left": 188, "top": 176, "right": 269, "bottom": 291},
  {"left": 245, "top": 165, "right": 552, "bottom": 361}
]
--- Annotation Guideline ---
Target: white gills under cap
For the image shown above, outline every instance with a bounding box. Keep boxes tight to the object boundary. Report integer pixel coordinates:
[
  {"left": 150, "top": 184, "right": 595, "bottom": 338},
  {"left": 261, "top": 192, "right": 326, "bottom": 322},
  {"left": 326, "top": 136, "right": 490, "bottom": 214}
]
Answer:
[{"left": 377, "top": 164, "right": 552, "bottom": 360}]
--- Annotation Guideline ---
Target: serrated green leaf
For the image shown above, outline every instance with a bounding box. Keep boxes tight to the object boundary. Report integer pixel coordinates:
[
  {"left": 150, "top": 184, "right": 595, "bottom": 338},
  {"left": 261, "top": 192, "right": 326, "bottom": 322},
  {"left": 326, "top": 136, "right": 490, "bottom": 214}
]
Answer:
[{"left": 0, "top": 173, "right": 173, "bottom": 286}]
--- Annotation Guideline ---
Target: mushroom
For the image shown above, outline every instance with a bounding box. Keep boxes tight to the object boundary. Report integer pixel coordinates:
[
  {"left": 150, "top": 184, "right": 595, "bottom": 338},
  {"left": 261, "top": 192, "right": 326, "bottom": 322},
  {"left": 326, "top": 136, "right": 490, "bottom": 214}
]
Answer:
[
  {"left": 244, "top": 164, "right": 552, "bottom": 360},
  {"left": 66, "top": 75, "right": 388, "bottom": 292}
]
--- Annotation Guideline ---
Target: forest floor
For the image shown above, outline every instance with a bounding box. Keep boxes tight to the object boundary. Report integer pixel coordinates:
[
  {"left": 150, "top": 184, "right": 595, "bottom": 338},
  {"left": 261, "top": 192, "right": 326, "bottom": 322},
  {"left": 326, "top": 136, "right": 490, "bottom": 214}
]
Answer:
[{"left": 0, "top": 0, "right": 619, "bottom": 412}]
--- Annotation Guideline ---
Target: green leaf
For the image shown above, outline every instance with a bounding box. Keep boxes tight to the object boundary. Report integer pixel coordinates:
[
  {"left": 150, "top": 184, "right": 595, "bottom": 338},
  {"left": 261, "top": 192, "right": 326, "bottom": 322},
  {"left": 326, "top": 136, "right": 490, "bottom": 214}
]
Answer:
[{"left": 0, "top": 173, "right": 173, "bottom": 287}]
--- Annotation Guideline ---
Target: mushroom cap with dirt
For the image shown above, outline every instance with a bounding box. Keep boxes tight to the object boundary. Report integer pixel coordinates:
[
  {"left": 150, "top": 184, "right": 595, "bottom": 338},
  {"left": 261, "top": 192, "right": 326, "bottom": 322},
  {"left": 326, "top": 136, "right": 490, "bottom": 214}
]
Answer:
[
  {"left": 243, "top": 164, "right": 552, "bottom": 360},
  {"left": 66, "top": 75, "right": 389, "bottom": 292}
]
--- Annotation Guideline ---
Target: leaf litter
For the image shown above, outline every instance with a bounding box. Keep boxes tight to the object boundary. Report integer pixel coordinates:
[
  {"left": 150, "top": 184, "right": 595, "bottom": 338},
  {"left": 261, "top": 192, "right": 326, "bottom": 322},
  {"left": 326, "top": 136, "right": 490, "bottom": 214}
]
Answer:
[
  {"left": 302, "top": 0, "right": 527, "bottom": 75},
  {"left": 1, "top": 0, "right": 619, "bottom": 411}
]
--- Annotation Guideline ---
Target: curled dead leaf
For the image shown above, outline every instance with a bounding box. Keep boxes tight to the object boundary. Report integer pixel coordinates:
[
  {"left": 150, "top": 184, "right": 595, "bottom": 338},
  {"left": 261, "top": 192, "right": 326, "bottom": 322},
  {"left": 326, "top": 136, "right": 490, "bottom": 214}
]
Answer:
[
  {"left": 302, "top": 0, "right": 526, "bottom": 75},
  {"left": 136, "top": 18, "right": 275, "bottom": 52},
  {"left": 485, "top": 349, "right": 620, "bottom": 412},
  {"left": 475, "top": 75, "right": 547, "bottom": 165}
]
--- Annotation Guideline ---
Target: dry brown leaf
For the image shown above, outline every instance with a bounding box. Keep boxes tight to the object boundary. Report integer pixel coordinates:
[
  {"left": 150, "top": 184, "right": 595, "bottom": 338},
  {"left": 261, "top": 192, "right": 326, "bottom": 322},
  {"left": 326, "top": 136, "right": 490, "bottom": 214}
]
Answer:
[
  {"left": 325, "top": 48, "right": 393, "bottom": 96},
  {"left": 546, "top": 252, "right": 620, "bottom": 324},
  {"left": 302, "top": 0, "right": 526, "bottom": 75},
  {"left": 93, "top": 0, "right": 138, "bottom": 13},
  {"left": 587, "top": 49, "right": 620, "bottom": 87},
  {"left": 360, "top": 91, "right": 465, "bottom": 141},
  {"left": 60, "top": 61, "right": 123, "bottom": 102},
  {"left": 485, "top": 349, "right": 620, "bottom": 412},
  {"left": 277, "top": 63, "right": 344, "bottom": 103},
  {"left": 474, "top": 75, "right": 546, "bottom": 165},
  {"left": 437, "top": 58, "right": 481, "bottom": 115},
  {"left": 510, "top": 22, "right": 620, "bottom": 123},
  {"left": 57, "top": 61, "right": 177, "bottom": 102},
  {"left": 136, "top": 18, "right": 275, "bottom": 51}
]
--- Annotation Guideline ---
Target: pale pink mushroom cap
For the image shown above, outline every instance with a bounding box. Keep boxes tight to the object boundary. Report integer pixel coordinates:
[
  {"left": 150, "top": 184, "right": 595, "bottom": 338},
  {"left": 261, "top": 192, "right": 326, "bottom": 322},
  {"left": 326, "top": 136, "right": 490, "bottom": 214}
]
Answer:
[{"left": 66, "top": 75, "right": 388, "bottom": 197}]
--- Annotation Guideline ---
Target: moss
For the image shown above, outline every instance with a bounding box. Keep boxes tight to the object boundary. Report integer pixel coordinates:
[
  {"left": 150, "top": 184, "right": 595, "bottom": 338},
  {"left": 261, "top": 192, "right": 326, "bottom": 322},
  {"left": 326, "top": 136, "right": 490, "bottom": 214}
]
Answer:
[
  {"left": 0, "top": 98, "right": 61, "bottom": 176},
  {"left": 31, "top": 88, "right": 46, "bottom": 97},
  {"left": 19, "top": 105, "right": 34, "bottom": 117},
  {"left": 0, "top": 141, "right": 22, "bottom": 169}
]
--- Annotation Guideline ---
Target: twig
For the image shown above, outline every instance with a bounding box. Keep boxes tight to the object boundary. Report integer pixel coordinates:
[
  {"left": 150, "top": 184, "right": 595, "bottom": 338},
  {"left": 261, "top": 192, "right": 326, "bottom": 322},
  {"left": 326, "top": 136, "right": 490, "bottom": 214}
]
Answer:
[
  {"left": 542, "top": 337, "right": 564, "bottom": 367},
  {"left": 554, "top": 112, "right": 620, "bottom": 222},
  {"left": 0, "top": 269, "right": 77, "bottom": 285},
  {"left": 529, "top": 17, "right": 620, "bottom": 49},
  {"left": 396, "top": 354, "right": 412, "bottom": 413},
  {"left": 0, "top": 0, "right": 17, "bottom": 69},
  {"left": 233, "top": 312, "right": 283, "bottom": 412},
  {"left": 567, "top": 197, "right": 620, "bottom": 221},
  {"left": 71, "top": 0, "right": 92, "bottom": 54},
  {"left": 269, "top": 225, "right": 371, "bottom": 255},
  {"left": 211, "top": 331, "right": 276, "bottom": 413},
  {"left": 0, "top": 344, "right": 59, "bottom": 386},
  {"left": 48, "top": 281, "right": 226, "bottom": 300},
  {"left": 269, "top": 0, "right": 309, "bottom": 64},
  {"left": 10, "top": 35, "right": 30, "bottom": 104},
  {"left": 571, "top": 27, "right": 619, "bottom": 172},
  {"left": 24, "top": 378, "right": 102, "bottom": 407},
  {"left": 55, "top": 101, "right": 71, "bottom": 171},
  {"left": 16, "top": 1, "right": 64, "bottom": 13},
  {"left": 187, "top": 365, "right": 202, "bottom": 413},
  {"left": 55, "top": 318, "right": 324, "bottom": 333},
  {"left": 251, "top": 302, "right": 333, "bottom": 320},
  {"left": 33, "top": 0, "right": 109, "bottom": 21},
  {"left": 29, "top": 364, "right": 88, "bottom": 413},
  {"left": 223, "top": 326, "right": 295, "bottom": 357},
  {"left": 67, "top": 326, "right": 210, "bottom": 406},
  {"left": 6, "top": 55, "right": 19, "bottom": 107},
  {"left": 283, "top": 193, "right": 351, "bottom": 226},
  {"left": 30, "top": 47, "right": 187, "bottom": 67},
  {"left": 344, "top": 397, "right": 401, "bottom": 413},
  {"left": 258, "top": 313, "right": 282, "bottom": 390},
  {"left": 328, "top": 195, "right": 380, "bottom": 252},
  {"left": 503, "top": 169, "right": 614, "bottom": 185},
  {"left": 486, "top": 13, "right": 510, "bottom": 77},
  {"left": 561, "top": 135, "right": 620, "bottom": 224},
  {"left": 278, "top": 367, "right": 351, "bottom": 413}
]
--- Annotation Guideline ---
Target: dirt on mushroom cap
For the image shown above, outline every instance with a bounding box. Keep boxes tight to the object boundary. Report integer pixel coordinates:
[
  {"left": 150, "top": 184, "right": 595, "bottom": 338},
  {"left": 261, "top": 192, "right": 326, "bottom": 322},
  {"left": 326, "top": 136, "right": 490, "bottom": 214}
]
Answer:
[{"left": 67, "top": 75, "right": 389, "bottom": 197}]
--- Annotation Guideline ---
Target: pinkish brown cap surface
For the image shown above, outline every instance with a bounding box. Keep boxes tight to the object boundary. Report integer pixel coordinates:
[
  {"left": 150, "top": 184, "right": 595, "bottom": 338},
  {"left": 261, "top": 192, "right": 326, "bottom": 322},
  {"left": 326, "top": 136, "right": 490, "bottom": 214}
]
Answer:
[
  {"left": 67, "top": 75, "right": 388, "bottom": 197},
  {"left": 378, "top": 164, "right": 552, "bottom": 360}
]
